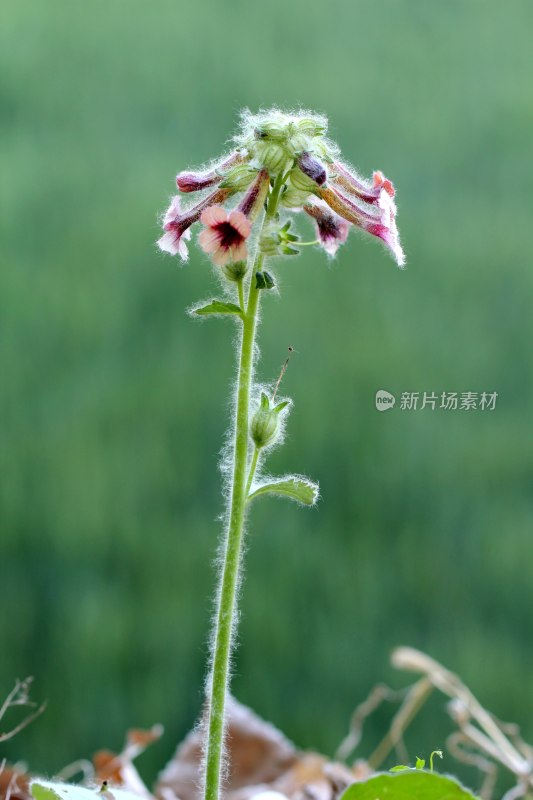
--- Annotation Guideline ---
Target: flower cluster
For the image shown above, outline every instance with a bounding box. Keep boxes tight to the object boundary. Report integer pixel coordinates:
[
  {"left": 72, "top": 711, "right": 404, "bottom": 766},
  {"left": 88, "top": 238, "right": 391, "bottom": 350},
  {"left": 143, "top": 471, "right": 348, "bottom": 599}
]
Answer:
[{"left": 157, "top": 108, "right": 405, "bottom": 269}]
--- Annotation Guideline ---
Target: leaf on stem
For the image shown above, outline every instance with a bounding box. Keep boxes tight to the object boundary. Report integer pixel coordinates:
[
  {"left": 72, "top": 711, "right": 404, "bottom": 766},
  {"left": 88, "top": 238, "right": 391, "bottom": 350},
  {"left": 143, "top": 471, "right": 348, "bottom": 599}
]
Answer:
[
  {"left": 191, "top": 300, "right": 243, "bottom": 318},
  {"left": 248, "top": 477, "right": 319, "bottom": 506},
  {"left": 339, "top": 771, "right": 479, "bottom": 800}
]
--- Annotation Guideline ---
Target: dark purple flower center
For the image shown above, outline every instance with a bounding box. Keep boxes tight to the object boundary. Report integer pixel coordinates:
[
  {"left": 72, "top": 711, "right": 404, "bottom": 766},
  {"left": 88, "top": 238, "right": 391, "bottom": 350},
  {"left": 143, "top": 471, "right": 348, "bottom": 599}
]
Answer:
[
  {"left": 214, "top": 221, "right": 244, "bottom": 250},
  {"left": 317, "top": 214, "right": 341, "bottom": 241}
]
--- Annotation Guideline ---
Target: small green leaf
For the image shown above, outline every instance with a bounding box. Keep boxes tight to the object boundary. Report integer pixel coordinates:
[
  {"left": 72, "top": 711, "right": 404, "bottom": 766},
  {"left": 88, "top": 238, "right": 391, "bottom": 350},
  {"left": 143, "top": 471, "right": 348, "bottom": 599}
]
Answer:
[
  {"left": 32, "top": 787, "right": 59, "bottom": 800},
  {"left": 193, "top": 301, "right": 243, "bottom": 317},
  {"left": 282, "top": 245, "right": 300, "bottom": 255},
  {"left": 390, "top": 766, "right": 411, "bottom": 772},
  {"left": 274, "top": 400, "right": 289, "bottom": 413},
  {"left": 415, "top": 757, "right": 426, "bottom": 770},
  {"left": 340, "top": 771, "right": 479, "bottom": 800},
  {"left": 248, "top": 477, "right": 318, "bottom": 506},
  {"left": 280, "top": 219, "right": 292, "bottom": 232},
  {"left": 31, "top": 781, "right": 144, "bottom": 800},
  {"left": 430, "top": 750, "right": 444, "bottom": 771}
]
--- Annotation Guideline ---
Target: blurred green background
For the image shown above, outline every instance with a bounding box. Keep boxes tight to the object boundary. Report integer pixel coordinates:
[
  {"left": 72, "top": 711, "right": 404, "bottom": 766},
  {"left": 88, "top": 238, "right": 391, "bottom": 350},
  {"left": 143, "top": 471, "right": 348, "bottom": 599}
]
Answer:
[{"left": 1, "top": 0, "right": 532, "bottom": 794}]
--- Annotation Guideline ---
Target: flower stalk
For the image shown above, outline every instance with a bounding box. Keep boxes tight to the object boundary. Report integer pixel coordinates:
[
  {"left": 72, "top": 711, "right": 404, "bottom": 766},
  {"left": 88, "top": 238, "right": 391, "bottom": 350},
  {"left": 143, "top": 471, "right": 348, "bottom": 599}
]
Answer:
[
  {"left": 203, "top": 171, "right": 285, "bottom": 800},
  {"left": 155, "top": 108, "right": 405, "bottom": 800}
]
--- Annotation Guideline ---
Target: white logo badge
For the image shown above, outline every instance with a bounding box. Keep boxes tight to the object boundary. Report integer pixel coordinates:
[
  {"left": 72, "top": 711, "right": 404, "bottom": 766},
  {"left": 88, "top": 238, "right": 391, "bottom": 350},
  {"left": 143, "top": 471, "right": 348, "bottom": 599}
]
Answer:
[{"left": 375, "top": 389, "right": 396, "bottom": 411}]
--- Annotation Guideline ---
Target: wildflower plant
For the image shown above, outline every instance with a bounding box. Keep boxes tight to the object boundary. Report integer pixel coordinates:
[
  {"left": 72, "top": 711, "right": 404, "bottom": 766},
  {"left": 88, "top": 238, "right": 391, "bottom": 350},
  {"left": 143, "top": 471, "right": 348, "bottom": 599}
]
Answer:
[{"left": 156, "top": 108, "right": 405, "bottom": 800}]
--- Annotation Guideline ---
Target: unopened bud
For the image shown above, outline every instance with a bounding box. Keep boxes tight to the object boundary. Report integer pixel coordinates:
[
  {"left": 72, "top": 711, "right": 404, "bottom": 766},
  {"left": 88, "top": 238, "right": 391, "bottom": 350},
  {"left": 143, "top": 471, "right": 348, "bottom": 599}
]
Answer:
[
  {"left": 222, "top": 260, "right": 248, "bottom": 282},
  {"left": 254, "top": 121, "right": 287, "bottom": 142},
  {"left": 295, "top": 117, "right": 327, "bottom": 137},
  {"left": 218, "top": 164, "right": 258, "bottom": 192},
  {"left": 291, "top": 152, "right": 327, "bottom": 191},
  {"left": 250, "top": 393, "right": 289, "bottom": 449},
  {"left": 280, "top": 187, "right": 313, "bottom": 209},
  {"left": 255, "top": 142, "right": 289, "bottom": 174},
  {"left": 287, "top": 132, "right": 309, "bottom": 155}
]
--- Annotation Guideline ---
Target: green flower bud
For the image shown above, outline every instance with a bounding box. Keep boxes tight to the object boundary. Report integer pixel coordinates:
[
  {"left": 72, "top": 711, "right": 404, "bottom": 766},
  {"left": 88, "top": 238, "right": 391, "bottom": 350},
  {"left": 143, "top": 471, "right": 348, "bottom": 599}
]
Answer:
[
  {"left": 287, "top": 132, "right": 310, "bottom": 155},
  {"left": 280, "top": 187, "right": 312, "bottom": 208},
  {"left": 254, "top": 141, "right": 289, "bottom": 174},
  {"left": 254, "top": 121, "right": 287, "bottom": 142},
  {"left": 250, "top": 392, "right": 289, "bottom": 449},
  {"left": 218, "top": 164, "right": 258, "bottom": 191},
  {"left": 295, "top": 117, "right": 328, "bottom": 137},
  {"left": 289, "top": 167, "right": 320, "bottom": 194},
  {"left": 222, "top": 260, "right": 248, "bottom": 282}
]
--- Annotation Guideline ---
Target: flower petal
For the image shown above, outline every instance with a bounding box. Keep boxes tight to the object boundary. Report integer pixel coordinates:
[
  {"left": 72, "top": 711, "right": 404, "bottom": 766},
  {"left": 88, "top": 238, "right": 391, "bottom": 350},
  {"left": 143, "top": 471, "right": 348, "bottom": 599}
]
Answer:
[
  {"left": 364, "top": 223, "right": 405, "bottom": 268},
  {"left": 211, "top": 246, "right": 232, "bottom": 267},
  {"left": 228, "top": 209, "right": 252, "bottom": 238},
  {"left": 157, "top": 230, "right": 189, "bottom": 261},
  {"left": 198, "top": 228, "right": 221, "bottom": 254},
  {"left": 229, "top": 242, "right": 248, "bottom": 263},
  {"left": 200, "top": 205, "right": 228, "bottom": 227}
]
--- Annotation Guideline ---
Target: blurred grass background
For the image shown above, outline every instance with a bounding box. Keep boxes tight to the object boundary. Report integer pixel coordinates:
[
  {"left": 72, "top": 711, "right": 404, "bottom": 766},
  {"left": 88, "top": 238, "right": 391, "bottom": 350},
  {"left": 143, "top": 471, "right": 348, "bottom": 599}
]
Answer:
[{"left": 1, "top": 0, "right": 533, "bottom": 793}]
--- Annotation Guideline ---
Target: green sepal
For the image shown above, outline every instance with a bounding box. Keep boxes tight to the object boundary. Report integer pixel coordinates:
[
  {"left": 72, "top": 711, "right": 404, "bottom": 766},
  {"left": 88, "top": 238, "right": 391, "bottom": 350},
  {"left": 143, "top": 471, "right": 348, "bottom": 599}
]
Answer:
[
  {"left": 255, "top": 271, "right": 275, "bottom": 290},
  {"left": 274, "top": 400, "right": 289, "bottom": 413},
  {"left": 339, "top": 771, "right": 479, "bottom": 800},
  {"left": 248, "top": 477, "right": 319, "bottom": 506},
  {"left": 192, "top": 301, "right": 243, "bottom": 318},
  {"left": 260, "top": 392, "right": 270, "bottom": 410},
  {"left": 282, "top": 245, "right": 300, "bottom": 256}
]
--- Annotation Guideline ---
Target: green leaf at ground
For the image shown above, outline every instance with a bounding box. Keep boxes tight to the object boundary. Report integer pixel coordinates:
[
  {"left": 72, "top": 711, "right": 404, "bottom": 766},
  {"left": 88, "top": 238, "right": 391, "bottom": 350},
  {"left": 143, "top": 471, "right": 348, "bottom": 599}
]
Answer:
[
  {"left": 32, "top": 780, "right": 143, "bottom": 800},
  {"left": 340, "top": 771, "right": 479, "bottom": 800},
  {"left": 248, "top": 477, "right": 318, "bottom": 506},
  {"left": 192, "top": 300, "right": 243, "bottom": 317}
]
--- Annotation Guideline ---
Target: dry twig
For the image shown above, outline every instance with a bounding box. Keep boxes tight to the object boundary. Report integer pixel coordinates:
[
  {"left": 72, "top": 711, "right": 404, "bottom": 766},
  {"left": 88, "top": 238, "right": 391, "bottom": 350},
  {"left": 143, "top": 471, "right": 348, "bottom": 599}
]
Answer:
[{"left": 0, "top": 678, "right": 46, "bottom": 744}]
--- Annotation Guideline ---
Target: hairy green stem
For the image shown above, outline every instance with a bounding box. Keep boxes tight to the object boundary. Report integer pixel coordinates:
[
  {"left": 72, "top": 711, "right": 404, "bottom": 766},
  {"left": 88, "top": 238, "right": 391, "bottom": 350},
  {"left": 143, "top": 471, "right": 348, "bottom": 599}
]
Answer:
[
  {"left": 204, "top": 173, "right": 285, "bottom": 800},
  {"left": 244, "top": 446, "right": 260, "bottom": 499}
]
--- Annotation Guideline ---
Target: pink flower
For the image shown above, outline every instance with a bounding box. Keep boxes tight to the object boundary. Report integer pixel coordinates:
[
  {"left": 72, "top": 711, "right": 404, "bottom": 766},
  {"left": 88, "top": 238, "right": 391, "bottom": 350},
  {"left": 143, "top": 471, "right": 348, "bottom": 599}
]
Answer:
[
  {"left": 303, "top": 201, "right": 350, "bottom": 256},
  {"left": 332, "top": 161, "right": 395, "bottom": 204},
  {"left": 198, "top": 170, "right": 269, "bottom": 267},
  {"left": 318, "top": 185, "right": 405, "bottom": 267},
  {"left": 198, "top": 207, "right": 251, "bottom": 267},
  {"left": 157, "top": 188, "right": 230, "bottom": 262}
]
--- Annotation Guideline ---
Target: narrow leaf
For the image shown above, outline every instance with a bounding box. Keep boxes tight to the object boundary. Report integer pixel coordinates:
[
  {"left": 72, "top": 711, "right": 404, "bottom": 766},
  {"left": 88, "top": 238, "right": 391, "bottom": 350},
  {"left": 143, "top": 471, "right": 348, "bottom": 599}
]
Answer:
[
  {"left": 193, "top": 301, "right": 243, "bottom": 317},
  {"left": 340, "top": 771, "right": 479, "bottom": 800},
  {"left": 248, "top": 477, "right": 318, "bottom": 506}
]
